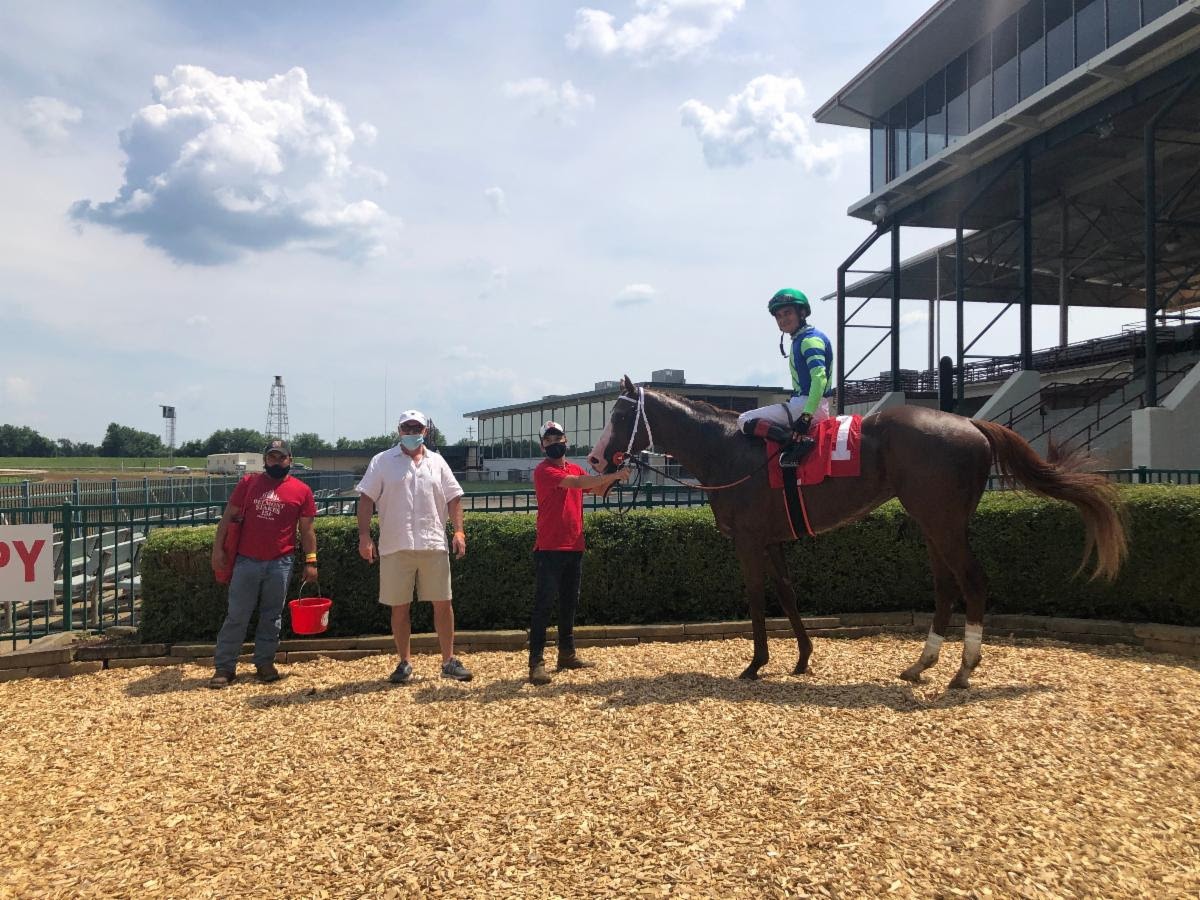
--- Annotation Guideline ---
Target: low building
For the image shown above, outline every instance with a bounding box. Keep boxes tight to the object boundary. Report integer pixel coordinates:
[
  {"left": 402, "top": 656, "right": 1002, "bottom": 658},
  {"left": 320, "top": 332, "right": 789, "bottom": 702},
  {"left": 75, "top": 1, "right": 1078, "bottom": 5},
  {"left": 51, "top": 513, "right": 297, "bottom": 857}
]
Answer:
[
  {"left": 205, "top": 452, "right": 259, "bottom": 475},
  {"left": 463, "top": 370, "right": 790, "bottom": 480}
]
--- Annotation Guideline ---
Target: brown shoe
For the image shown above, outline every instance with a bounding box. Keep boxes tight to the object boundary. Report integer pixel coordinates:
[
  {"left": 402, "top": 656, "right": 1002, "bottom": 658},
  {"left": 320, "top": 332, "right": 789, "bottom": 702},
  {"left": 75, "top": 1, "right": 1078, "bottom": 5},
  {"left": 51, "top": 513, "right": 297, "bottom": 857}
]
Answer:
[
  {"left": 209, "top": 670, "right": 236, "bottom": 689},
  {"left": 556, "top": 653, "right": 591, "bottom": 671},
  {"left": 255, "top": 663, "right": 282, "bottom": 683},
  {"left": 529, "top": 663, "right": 552, "bottom": 685}
]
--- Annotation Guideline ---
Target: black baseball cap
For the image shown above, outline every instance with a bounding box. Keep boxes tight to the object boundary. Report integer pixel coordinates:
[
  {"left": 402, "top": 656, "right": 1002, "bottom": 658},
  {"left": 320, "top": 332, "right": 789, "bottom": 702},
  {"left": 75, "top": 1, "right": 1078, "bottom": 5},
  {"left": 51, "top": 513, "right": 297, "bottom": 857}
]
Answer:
[{"left": 263, "top": 439, "right": 291, "bottom": 455}]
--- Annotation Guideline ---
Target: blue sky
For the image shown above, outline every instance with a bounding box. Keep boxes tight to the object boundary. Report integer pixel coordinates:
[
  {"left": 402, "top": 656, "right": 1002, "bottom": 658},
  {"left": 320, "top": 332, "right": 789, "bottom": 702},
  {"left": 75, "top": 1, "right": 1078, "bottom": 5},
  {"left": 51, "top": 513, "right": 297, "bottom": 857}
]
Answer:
[{"left": 0, "top": 1, "right": 1137, "bottom": 445}]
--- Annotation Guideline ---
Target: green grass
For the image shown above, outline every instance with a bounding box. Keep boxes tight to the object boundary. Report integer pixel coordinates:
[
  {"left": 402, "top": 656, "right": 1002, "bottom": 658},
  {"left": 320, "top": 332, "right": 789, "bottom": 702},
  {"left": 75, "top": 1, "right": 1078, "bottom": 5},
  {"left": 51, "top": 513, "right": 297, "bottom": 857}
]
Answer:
[
  {"left": 0, "top": 457, "right": 210, "bottom": 470},
  {"left": 461, "top": 480, "right": 532, "bottom": 492}
]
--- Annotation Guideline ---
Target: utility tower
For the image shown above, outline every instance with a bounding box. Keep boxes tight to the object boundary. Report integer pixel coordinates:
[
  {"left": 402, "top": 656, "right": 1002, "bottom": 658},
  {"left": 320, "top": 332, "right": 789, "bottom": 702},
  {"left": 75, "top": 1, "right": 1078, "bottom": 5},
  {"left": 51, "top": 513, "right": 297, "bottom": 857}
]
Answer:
[
  {"left": 160, "top": 405, "right": 176, "bottom": 460},
  {"left": 265, "top": 375, "right": 290, "bottom": 443}
]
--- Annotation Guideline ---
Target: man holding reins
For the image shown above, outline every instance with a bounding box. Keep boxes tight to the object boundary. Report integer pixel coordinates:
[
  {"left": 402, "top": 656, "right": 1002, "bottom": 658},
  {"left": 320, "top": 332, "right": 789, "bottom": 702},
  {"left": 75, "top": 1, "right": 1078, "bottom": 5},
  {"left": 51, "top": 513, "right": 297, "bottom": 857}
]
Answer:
[{"left": 737, "top": 288, "right": 834, "bottom": 466}]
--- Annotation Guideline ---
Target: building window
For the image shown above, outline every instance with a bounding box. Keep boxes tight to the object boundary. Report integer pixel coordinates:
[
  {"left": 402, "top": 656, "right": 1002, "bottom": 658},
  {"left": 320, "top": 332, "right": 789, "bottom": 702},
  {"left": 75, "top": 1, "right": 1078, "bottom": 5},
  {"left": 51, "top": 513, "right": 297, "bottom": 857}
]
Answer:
[
  {"left": 993, "top": 13, "right": 1020, "bottom": 115},
  {"left": 1046, "top": 0, "right": 1074, "bottom": 82},
  {"left": 967, "top": 37, "right": 993, "bottom": 132},
  {"left": 946, "top": 53, "right": 969, "bottom": 145},
  {"left": 1143, "top": 0, "right": 1179, "bottom": 23},
  {"left": 888, "top": 101, "right": 907, "bottom": 178},
  {"left": 1075, "top": 0, "right": 1106, "bottom": 64},
  {"left": 871, "top": 123, "right": 888, "bottom": 190},
  {"left": 1019, "top": 0, "right": 1046, "bottom": 99},
  {"left": 906, "top": 87, "right": 926, "bottom": 168},
  {"left": 925, "top": 71, "right": 946, "bottom": 156},
  {"left": 1106, "top": 0, "right": 1139, "bottom": 44}
]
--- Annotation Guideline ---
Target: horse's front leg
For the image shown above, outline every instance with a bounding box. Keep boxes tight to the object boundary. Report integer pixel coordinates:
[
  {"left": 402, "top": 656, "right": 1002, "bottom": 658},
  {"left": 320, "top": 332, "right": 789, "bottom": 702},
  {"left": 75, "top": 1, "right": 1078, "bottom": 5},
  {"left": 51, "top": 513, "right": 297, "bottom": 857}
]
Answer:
[{"left": 735, "top": 543, "right": 769, "bottom": 680}]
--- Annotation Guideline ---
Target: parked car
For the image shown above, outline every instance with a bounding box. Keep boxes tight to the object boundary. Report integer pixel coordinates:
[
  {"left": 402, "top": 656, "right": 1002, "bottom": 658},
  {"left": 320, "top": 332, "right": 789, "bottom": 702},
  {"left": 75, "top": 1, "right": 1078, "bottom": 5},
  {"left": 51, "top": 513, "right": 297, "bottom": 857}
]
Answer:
[{"left": 165, "top": 465, "right": 190, "bottom": 473}]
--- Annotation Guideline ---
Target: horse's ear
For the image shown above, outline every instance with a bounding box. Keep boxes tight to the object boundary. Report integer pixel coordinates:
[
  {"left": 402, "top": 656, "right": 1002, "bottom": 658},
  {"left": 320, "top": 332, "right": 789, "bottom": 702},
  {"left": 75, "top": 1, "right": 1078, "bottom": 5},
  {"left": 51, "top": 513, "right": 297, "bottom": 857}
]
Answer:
[{"left": 620, "top": 375, "right": 636, "bottom": 395}]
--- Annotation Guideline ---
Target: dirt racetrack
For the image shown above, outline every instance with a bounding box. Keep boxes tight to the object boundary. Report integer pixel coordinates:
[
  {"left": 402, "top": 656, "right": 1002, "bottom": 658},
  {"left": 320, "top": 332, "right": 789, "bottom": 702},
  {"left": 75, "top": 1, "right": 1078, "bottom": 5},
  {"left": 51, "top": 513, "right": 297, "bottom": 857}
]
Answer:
[{"left": 1, "top": 634, "right": 1198, "bottom": 898}]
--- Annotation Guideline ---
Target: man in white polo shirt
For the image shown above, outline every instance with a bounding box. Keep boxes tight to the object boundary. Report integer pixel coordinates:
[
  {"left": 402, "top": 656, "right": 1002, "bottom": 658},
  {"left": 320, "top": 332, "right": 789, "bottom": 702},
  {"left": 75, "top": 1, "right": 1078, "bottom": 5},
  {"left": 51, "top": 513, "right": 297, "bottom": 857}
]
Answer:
[{"left": 356, "top": 410, "right": 471, "bottom": 684}]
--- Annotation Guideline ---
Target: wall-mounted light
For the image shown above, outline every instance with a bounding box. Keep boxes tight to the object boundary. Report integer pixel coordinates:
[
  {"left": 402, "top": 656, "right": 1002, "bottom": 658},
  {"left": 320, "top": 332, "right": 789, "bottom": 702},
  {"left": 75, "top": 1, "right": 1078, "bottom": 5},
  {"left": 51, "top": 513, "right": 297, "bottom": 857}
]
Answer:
[
  {"left": 1164, "top": 231, "right": 1182, "bottom": 253},
  {"left": 873, "top": 201, "right": 889, "bottom": 223}
]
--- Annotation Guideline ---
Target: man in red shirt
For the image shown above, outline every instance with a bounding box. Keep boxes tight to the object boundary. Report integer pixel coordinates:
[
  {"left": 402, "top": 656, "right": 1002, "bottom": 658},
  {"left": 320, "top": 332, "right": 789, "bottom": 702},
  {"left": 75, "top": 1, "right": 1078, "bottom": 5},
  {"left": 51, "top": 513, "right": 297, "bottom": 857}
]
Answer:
[
  {"left": 209, "top": 439, "right": 318, "bottom": 687},
  {"left": 528, "top": 421, "right": 627, "bottom": 685}
]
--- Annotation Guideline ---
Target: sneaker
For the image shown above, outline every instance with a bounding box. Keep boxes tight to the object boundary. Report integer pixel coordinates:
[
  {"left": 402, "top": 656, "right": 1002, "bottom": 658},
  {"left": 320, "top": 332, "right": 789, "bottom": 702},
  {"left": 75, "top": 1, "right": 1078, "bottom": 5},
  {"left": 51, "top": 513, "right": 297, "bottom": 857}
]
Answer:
[
  {"left": 441, "top": 656, "right": 473, "bottom": 682},
  {"left": 255, "top": 663, "right": 282, "bottom": 683},
  {"left": 209, "top": 670, "right": 236, "bottom": 689},
  {"left": 388, "top": 660, "right": 414, "bottom": 684},
  {"left": 529, "top": 663, "right": 552, "bottom": 685},
  {"left": 555, "top": 653, "right": 592, "bottom": 671}
]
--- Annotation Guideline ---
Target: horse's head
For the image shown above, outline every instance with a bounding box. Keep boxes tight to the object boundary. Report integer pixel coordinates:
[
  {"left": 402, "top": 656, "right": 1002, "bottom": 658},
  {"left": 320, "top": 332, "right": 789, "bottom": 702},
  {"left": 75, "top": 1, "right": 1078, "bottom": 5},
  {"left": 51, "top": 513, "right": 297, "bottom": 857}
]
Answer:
[{"left": 588, "top": 375, "right": 648, "bottom": 474}]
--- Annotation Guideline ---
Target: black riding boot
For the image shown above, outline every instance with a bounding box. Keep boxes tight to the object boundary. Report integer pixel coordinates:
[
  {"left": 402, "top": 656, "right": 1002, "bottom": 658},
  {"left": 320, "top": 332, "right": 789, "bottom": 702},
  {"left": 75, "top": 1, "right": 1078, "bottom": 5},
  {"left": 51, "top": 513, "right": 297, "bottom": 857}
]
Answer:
[{"left": 741, "top": 418, "right": 813, "bottom": 468}]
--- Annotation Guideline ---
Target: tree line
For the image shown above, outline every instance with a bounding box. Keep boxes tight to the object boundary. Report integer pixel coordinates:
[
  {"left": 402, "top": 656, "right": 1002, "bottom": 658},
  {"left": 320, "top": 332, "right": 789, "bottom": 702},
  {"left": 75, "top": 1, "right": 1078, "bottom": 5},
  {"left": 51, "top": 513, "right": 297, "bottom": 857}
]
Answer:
[{"left": 0, "top": 422, "right": 450, "bottom": 457}]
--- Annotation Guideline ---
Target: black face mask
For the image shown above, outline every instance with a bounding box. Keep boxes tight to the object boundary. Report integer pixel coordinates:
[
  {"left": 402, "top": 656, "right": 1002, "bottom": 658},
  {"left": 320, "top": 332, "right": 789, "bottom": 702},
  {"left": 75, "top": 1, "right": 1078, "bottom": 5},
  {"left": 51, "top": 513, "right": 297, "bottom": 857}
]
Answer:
[
  {"left": 545, "top": 443, "right": 567, "bottom": 459},
  {"left": 265, "top": 464, "right": 291, "bottom": 479}
]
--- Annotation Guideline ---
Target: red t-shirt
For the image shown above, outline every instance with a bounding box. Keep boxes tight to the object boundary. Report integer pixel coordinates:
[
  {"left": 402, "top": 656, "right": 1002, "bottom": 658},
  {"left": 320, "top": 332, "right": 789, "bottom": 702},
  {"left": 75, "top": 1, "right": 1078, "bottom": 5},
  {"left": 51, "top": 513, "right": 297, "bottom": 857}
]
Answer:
[
  {"left": 533, "top": 459, "right": 586, "bottom": 552},
  {"left": 229, "top": 474, "right": 317, "bottom": 561}
]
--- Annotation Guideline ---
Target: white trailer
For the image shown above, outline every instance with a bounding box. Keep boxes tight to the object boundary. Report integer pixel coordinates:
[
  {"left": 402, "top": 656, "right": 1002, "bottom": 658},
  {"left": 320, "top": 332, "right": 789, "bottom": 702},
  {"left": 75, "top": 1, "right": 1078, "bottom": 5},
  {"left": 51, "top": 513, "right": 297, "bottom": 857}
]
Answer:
[{"left": 206, "top": 452, "right": 259, "bottom": 475}]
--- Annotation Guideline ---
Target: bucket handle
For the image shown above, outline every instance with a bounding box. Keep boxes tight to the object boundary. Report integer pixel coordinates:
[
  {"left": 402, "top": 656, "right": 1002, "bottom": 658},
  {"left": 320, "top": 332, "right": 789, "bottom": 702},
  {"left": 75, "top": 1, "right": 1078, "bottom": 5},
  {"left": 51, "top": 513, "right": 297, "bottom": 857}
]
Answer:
[{"left": 296, "top": 579, "right": 323, "bottom": 600}]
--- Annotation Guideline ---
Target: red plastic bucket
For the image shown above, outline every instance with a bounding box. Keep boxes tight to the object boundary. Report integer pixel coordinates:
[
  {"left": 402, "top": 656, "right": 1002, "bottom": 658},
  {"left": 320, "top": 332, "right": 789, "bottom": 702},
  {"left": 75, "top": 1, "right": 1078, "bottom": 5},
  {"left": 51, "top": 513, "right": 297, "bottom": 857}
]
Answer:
[{"left": 289, "top": 582, "right": 332, "bottom": 635}]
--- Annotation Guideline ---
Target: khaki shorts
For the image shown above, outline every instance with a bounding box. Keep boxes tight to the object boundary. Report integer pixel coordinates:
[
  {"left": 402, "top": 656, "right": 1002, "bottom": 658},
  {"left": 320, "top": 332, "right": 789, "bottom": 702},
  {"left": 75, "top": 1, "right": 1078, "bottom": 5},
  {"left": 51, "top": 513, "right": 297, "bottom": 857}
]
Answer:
[{"left": 378, "top": 550, "right": 453, "bottom": 606}]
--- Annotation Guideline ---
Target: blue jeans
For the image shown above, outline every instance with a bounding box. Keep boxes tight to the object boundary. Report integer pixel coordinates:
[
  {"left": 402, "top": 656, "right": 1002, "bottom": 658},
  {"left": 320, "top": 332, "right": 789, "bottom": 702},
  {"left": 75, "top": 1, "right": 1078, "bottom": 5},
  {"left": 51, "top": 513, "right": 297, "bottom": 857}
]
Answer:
[
  {"left": 529, "top": 551, "right": 583, "bottom": 667},
  {"left": 214, "top": 554, "right": 293, "bottom": 672}
]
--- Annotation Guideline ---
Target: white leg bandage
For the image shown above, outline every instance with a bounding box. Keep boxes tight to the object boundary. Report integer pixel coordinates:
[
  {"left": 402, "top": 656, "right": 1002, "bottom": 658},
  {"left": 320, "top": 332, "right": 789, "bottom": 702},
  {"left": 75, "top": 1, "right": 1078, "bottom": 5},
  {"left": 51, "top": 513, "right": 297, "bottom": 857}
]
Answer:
[
  {"left": 919, "top": 631, "right": 944, "bottom": 665},
  {"left": 963, "top": 623, "right": 983, "bottom": 668}
]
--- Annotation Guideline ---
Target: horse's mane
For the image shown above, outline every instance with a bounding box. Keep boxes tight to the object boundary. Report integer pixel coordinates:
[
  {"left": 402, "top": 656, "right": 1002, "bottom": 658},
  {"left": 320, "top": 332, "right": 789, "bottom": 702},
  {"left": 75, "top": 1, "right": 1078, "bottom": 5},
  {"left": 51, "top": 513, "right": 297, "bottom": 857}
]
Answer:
[{"left": 652, "top": 389, "right": 741, "bottom": 442}]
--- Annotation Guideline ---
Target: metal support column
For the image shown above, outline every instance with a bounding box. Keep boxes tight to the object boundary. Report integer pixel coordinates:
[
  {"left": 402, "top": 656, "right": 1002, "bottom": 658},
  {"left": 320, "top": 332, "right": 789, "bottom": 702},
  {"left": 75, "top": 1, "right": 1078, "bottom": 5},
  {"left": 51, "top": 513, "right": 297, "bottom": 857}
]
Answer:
[
  {"left": 890, "top": 223, "right": 901, "bottom": 392},
  {"left": 955, "top": 225, "right": 965, "bottom": 405},
  {"left": 1019, "top": 150, "right": 1034, "bottom": 370},
  {"left": 835, "top": 224, "right": 888, "bottom": 414},
  {"left": 1059, "top": 195, "right": 1069, "bottom": 347}
]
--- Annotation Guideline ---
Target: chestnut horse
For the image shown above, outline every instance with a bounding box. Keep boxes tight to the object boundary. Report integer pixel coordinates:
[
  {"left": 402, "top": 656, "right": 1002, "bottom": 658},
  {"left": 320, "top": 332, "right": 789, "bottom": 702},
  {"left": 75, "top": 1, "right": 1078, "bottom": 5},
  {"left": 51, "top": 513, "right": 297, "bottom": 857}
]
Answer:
[{"left": 588, "top": 376, "right": 1127, "bottom": 689}]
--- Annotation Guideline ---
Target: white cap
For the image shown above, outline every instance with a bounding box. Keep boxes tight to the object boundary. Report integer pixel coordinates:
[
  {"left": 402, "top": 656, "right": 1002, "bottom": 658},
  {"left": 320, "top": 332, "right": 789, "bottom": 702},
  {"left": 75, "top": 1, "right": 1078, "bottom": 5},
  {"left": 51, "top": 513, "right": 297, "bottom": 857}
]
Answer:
[
  {"left": 540, "top": 420, "right": 565, "bottom": 438},
  {"left": 398, "top": 409, "right": 429, "bottom": 428}
]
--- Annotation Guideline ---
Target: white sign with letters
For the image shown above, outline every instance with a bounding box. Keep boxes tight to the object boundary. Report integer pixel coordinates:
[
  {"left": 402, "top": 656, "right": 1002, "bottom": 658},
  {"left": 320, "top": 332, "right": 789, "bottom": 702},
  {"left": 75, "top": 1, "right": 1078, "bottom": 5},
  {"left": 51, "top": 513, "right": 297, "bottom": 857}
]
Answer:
[{"left": 0, "top": 525, "right": 54, "bottom": 604}]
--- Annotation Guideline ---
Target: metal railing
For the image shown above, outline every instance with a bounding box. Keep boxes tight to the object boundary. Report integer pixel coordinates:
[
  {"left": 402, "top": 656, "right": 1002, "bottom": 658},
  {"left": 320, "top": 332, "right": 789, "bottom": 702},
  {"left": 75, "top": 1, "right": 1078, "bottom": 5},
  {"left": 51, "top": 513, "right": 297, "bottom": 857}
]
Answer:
[{"left": 5, "top": 472, "right": 1194, "bottom": 649}]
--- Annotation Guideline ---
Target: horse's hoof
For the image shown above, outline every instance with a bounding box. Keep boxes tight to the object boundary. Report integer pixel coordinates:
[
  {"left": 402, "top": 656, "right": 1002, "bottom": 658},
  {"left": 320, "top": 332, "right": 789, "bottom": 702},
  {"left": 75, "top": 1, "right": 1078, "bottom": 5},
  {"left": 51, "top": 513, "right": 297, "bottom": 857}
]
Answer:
[
  {"left": 947, "top": 674, "right": 970, "bottom": 690},
  {"left": 792, "top": 663, "right": 810, "bottom": 676},
  {"left": 898, "top": 666, "right": 925, "bottom": 684},
  {"left": 738, "top": 668, "right": 759, "bottom": 681}
]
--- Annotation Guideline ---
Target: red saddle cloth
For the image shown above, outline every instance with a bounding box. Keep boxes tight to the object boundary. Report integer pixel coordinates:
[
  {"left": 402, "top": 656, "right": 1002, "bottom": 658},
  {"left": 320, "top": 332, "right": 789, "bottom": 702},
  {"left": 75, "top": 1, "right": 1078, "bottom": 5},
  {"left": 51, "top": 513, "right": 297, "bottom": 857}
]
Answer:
[{"left": 767, "top": 415, "right": 863, "bottom": 488}]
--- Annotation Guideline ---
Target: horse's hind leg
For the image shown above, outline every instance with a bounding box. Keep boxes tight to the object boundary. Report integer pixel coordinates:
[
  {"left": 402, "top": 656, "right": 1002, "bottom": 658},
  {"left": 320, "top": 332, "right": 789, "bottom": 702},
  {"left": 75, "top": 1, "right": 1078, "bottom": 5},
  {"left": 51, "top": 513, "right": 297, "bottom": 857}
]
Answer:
[
  {"left": 735, "top": 542, "right": 770, "bottom": 680},
  {"left": 766, "top": 543, "right": 812, "bottom": 675},
  {"left": 931, "top": 528, "right": 987, "bottom": 690},
  {"left": 900, "top": 538, "right": 957, "bottom": 683}
]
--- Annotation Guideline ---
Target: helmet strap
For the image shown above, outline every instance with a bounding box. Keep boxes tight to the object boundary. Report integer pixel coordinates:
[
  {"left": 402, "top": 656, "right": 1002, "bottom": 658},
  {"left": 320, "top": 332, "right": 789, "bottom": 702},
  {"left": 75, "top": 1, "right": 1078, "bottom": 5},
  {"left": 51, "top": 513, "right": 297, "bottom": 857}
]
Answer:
[{"left": 778, "top": 333, "right": 788, "bottom": 358}]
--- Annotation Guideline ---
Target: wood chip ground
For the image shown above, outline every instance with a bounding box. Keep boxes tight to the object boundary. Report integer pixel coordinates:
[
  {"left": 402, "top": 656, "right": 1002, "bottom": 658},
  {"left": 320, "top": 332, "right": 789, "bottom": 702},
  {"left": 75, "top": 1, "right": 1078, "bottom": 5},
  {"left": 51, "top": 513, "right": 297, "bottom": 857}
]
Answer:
[{"left": 2, "top": 635, "right": 1198, "bottom": 898}]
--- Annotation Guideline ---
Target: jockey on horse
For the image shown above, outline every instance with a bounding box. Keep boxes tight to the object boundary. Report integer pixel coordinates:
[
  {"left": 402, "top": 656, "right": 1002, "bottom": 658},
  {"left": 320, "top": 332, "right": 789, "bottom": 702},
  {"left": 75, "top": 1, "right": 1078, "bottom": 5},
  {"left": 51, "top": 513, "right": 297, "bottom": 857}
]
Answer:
[{"left": 737, "top": 289, "right": 835, "bottom": 467}]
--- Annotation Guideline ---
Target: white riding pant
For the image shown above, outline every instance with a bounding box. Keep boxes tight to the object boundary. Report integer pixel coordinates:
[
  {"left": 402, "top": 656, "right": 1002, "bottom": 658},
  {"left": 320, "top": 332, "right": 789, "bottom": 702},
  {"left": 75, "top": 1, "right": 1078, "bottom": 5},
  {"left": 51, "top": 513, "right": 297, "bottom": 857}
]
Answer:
[{"left": 736, "top": 396, "right": 832, "bottom": 431}]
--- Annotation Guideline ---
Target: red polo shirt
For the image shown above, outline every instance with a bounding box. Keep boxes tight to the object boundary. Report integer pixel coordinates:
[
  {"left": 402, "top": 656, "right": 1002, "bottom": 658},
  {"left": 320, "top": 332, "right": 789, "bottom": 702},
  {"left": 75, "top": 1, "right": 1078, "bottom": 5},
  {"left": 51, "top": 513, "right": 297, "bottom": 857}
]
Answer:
[
  {"left": 229, "top": 474, "right": 317, "bottom": 561},
  {"left": 533, "top": 459, "right": 586, "bottom": 552}
]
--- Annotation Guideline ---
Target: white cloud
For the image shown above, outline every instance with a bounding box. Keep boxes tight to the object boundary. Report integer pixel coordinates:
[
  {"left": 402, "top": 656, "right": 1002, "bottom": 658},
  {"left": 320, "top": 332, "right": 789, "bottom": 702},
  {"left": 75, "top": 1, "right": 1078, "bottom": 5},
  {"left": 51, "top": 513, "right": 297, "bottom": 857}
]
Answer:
[
  {"left": 357, "top": 122, "right": 378, "bottom": 145},
  {"left": 484, "top": 186, "right": 507, "bottom": 215},
  {"left": 184, "top": 314, "right": 209, "bottom": 328},
  {"left": 2, "top": 376, "right": 36, "bottom": 406},
  {"left": 502, "top": 78, "right": 595, "bottom": 125},
  {"left": 69, "top": 65, "right": 392, "bottom": 265},
  {"left": 680, "top": 75, "right": 863, "bottom": 172},
  {"left": 613, "top": 283, "right": 657, "bottom": 307},
  {"left": 442, "top": 345, "right": 486, "bottom": 362},
  {"left": 20, "top": 96, "right": 83, "bottom": 149},
  {"left": 567, "top": 0, "right": 744, "bottom": 62},
  {"left": 900, "top": 310, "right": 928, "bottom": 331},
  {"left": 480, "top": 266, "right": 509, "bottom": 299}
]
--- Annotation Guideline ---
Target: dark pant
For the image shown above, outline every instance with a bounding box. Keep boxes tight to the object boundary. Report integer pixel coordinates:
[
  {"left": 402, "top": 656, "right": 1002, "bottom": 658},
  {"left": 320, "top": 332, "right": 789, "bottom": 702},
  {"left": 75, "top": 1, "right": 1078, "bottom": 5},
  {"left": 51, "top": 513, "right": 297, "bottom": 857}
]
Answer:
[
  {"left": 214, "top": 554, "right": 293, "bottom": 672},
  {"left": 529, "top": 550, "right": 583, "bottom": 667}
]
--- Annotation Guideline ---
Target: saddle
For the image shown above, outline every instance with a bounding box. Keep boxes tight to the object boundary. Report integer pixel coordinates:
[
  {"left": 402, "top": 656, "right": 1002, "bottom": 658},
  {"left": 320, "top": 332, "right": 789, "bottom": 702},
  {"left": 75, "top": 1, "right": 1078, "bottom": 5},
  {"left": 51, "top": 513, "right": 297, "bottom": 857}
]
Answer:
[{"left": 766, "top": 415, "right": 863, "bottom": 537}]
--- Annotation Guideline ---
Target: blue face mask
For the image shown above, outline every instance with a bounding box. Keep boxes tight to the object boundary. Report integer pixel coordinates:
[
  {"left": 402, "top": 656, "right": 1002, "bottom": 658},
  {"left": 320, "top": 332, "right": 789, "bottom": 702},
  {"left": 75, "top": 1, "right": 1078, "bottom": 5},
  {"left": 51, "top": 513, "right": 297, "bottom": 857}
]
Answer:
[{"left": 399, "top": 434, "right": 425, "bottom": 451}]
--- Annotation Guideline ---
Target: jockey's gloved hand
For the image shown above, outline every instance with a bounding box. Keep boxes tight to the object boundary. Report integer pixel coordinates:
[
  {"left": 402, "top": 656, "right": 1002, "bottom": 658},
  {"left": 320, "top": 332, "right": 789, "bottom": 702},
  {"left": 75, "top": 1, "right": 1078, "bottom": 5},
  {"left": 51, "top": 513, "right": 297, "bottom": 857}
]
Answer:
[{"left": 794, "top": 413, "right": 814, "bottom": 436}]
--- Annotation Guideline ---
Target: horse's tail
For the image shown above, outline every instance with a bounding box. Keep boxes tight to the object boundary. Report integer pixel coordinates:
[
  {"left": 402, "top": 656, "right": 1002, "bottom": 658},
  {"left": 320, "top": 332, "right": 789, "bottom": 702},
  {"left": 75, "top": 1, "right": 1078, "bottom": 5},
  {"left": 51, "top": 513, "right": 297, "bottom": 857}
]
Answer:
[{"left": 971, "top": 420, "right": 1128, "bottom": 581}]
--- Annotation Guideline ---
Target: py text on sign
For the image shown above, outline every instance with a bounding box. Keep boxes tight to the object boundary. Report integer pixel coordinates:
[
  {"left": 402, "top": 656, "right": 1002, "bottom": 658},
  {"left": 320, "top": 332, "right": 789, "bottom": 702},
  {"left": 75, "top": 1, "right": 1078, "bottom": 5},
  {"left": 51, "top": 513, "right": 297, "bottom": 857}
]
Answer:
[{"left": 0, "top": 525, "right": 54, "bottom": 604}]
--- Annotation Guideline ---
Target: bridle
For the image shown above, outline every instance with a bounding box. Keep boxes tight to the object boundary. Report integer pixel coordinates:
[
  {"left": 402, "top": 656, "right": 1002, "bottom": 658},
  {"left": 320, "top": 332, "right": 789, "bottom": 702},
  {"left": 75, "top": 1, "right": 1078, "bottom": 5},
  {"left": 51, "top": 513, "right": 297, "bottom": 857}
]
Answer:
[{"left": 606, "top": 387, "right": 781, "bottom": 497}]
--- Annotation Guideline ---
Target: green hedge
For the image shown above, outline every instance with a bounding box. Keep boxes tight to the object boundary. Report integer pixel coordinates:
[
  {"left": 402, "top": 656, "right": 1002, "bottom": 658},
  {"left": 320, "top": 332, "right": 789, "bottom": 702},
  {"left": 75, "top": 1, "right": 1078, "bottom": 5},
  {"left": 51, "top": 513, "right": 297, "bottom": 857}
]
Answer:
[{"left": 138, "top": 485, "right": 1200, "bottom": 643}]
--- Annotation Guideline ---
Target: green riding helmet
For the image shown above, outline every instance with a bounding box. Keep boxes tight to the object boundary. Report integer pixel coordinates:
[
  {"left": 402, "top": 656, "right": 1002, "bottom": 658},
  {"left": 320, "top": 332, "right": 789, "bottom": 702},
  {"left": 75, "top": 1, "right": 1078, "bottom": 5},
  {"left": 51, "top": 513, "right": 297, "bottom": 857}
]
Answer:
[{"left": 767, "top": 288, "right": 811, "bottom": 317}]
